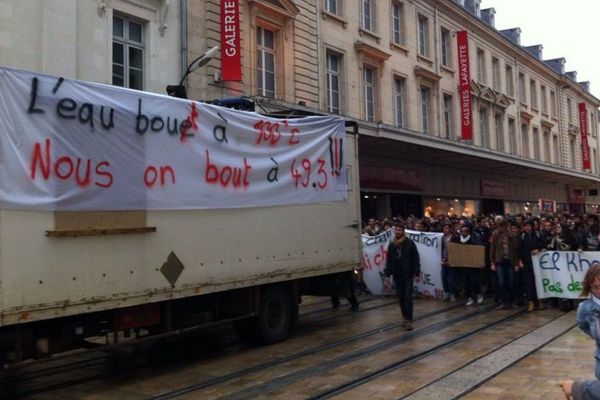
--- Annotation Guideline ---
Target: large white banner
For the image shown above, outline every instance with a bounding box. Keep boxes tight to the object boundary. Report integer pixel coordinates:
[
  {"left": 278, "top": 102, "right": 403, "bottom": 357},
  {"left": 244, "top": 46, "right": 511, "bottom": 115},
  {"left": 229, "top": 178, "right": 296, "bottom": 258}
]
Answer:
[
  {"left": 0, "top": 67, "right": 347, "bottom": 210},
  {"left": 532, "top": 251, "right": 600, "bottom": 299},
  {"left": 362, "top": 229, "right": 444, "bottom": 298}
]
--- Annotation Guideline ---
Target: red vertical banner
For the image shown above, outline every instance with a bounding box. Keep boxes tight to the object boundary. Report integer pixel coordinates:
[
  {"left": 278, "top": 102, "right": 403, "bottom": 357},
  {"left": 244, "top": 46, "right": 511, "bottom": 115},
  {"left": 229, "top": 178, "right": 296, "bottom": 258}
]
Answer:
[
  {"left": 578, "top": 102, "right": 591, "bottom": 170},
  {"left": 457, "top": 31, "right": 472, "bottom": 140},
  {"left": 221, "top": 0, "right": 241, "bottom": 81}
]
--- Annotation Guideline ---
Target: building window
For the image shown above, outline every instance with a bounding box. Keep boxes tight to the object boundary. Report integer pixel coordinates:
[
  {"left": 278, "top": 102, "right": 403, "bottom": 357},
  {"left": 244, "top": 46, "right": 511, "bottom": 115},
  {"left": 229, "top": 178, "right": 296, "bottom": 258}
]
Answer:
[
  {"left": 361, "top": 0, "right": 376, "bottom": 32},
  {"left": 443, "top": 94, "right": 453, "bottom": 139},
  {"left": 508, "top": 117, "right": 516, "bottom": 154},
  {"left": 593, "top": 148, "right": 598, "bottom": 174},
  {"left": 568, "top": 98, "right": 573, "bottom": 123},
  {"left": 541, "top": 85, "right": 548, "bottom": 114},
  {"left": 522, "top": 124, "right": 530, "bottom": 158},
  {"left": 570, "top": 137, "right": 577, "bottom": 169},
  {"left": 325, "top": 0, "right": 339, "bottom": 15},
  {"left": 550, "top": 90, "right": 557, "bottom": 116},
  {"left": 543, "top": 129, "right": 551, "bottom": 162},
  {"left": 479, "top": 108, "right": 489, "bottom": 148},
  {"left": 476, "top": 48, "right": 485, "bottom": 84},
  {"left": 256, "top": 27, "right": 276, "bottom": 98},
  {"left": 326, "top": 51, "right": 341, "bottom": 114},
  {"left": 533, "top": 127, "right": 540, "bottom": 160},
  {"left": 394, "top": 76, "right": 406, "bottom": 128},
  {"left": 591, "top": 111, "right": 597, "bottom": 137},
  {"left": 418, "top": 14, "right": 429, "bottom": 57},
  {"left": 530, "top": 79, "right": 537, "bottom": 109},
  {"left": 420, "top": 86, "right": 431, "bottom": 133},
  {"left": 391, "top": 2, "right": 404, "bottom": 45},
  {"left": 495, "top": 113, "right": 504, "bottom": 152},
  {"left": 553, "top": 134, "right": 560, "bottom": 165},
  {"left": 441, "top": 28, "right": 451, "bottom": 67},
  {"left": 363, "top": 66, "right": 375, "bottom": 122},
  {"left": 505, "top": 65, "right": 514, "bottom": 97},
  {"left": 519, "top": 73, "right": 526, "bottom": 104},
  {"left": 492, "top": 57, "right": 500, "bottom": 90},
  {"left": 112, "top": 15, "right": 144, "bottom": 90}
]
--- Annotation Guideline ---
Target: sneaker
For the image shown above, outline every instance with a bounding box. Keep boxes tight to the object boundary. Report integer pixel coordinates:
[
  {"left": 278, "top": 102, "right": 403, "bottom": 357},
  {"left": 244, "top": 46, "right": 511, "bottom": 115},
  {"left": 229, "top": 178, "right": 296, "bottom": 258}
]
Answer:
[
  {"left": 405, "top": 321, "right": 413, "bottom": 331},
  {"left": 527, "top": 301, "right": 535, "bottom": 312},
  {"left": 476, "top": 294, "right": 484, "bottom": 304},
  {"left": 450, "top": 294, "right": 457, "bottom": 303},
  {"left": 465, "top": 297, "right": 474, "bottom": 306}
]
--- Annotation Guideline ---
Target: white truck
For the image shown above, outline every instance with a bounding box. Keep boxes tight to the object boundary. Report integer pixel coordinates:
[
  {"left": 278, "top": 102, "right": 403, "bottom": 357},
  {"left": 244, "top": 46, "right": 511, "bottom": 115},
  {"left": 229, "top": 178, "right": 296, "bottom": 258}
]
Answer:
[{"left": 0, "top": 67, "right": 361, "bottom": 363}]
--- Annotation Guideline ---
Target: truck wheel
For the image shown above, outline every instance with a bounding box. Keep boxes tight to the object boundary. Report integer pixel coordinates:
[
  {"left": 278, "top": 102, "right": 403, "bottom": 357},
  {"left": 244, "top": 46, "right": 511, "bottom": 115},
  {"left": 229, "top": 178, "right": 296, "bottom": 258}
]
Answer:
[{"left": 257, "top": 286, "right": 292, "bottom": 344}]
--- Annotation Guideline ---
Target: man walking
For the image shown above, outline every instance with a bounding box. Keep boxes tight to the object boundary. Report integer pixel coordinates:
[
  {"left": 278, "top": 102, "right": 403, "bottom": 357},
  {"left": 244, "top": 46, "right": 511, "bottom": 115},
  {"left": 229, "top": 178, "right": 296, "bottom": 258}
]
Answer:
[
  {"left": 490, "top": 216, "right": 519, "bottom": 309},
  {"left": 385, "top": 225, "right": 421, "bottom": 330}
]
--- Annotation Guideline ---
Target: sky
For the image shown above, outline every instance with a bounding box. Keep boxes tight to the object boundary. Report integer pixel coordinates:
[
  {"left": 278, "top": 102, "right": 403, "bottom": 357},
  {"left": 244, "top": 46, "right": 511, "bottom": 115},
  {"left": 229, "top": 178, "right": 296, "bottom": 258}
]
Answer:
[{"left": 484, "top": 0, "right": 600, "bottom": 99}]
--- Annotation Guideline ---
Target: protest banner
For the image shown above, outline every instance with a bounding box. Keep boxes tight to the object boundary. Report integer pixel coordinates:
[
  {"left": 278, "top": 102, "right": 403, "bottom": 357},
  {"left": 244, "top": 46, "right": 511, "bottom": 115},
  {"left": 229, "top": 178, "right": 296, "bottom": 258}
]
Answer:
[
  {"left": 448, "top": 243, "right": 485, "bottom": 268},
  {"left": 532, "top": 250, "right": 600, "bottom": 299},
  {"left": 0, "top": 67, "right": 347, "bottom": 210},
  {"left": 362, "top": 229, "right": 444, "bottom": 298}
]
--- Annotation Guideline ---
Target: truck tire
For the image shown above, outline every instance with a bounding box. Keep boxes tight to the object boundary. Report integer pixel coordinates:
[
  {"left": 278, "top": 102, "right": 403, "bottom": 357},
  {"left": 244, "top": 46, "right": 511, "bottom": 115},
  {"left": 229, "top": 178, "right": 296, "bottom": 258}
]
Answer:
[{"left": 257, "top": 286, "right": 292, "bottom": 344}]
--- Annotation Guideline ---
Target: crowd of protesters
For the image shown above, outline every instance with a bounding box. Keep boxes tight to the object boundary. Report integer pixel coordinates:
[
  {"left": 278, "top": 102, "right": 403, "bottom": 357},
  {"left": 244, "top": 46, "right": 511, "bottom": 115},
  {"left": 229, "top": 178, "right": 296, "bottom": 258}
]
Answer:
[{"left": 362, "top": 212, "right": 600, "bottom": 312}]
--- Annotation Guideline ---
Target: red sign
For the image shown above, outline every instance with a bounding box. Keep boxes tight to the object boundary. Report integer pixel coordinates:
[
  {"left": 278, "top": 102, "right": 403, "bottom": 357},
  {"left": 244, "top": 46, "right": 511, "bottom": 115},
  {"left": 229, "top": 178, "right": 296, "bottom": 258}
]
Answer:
[
  {"left": 221, "top": 0, "right": 241, "bottom": 81},
  {"left": 538, "top": 199, "right": 557, "bottom": 213},
  {"left": 568, "top": 186, "right": 586, "bottom": 204},
  {"left": 578, "top": 102, "right": 591, "bottom": 170},
  {"left": 457, "top": 31, "right": 472, "bottom": 141},
  {"left": 481, "top": 180, "right": 504, "bottom": 198},
  {"left": 359, "top": 165, "right": 423, "bottom": 191}
]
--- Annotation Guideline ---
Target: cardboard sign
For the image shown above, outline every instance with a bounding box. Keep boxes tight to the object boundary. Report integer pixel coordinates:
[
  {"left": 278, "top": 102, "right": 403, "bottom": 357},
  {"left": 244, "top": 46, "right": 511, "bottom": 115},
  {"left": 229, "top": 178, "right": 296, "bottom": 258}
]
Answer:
[{"left": 448, "top": 242, "right": 485, "bottom": 268}]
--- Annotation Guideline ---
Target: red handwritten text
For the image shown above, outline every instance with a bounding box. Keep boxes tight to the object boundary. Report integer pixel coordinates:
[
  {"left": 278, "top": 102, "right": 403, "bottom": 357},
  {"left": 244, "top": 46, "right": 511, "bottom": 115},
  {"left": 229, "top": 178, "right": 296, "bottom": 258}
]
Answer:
[{"left": 30, "top": 139, "right": 113, "bottom": 188}]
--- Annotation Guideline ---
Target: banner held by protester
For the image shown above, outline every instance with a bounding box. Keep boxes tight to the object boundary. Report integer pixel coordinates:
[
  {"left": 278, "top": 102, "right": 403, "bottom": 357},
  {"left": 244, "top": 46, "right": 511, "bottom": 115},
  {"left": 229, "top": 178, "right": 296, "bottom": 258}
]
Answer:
[
  {"left": 362, "top": 228, "right": 444, "bottom": 298},
  {"left": 532, "top": 251, "right": 600, "bottom": 299}
]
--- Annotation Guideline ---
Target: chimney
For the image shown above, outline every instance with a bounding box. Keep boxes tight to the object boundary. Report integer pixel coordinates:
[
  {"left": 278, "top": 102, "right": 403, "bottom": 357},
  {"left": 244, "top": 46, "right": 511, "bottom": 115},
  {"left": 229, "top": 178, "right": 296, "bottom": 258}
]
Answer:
[
  {"left": 523, "top": 45, "right": 543, "bottom": 60},
  {"left": 499, "top": 28, "right": 521, "bottom": 45},
  {"left": 480, "top": 8, "right": 496, "bottom": 27},
  {"left": 565, "top": 71, "right": 578, "bottom": 81},
  {"left": 543, "top": 58, "right": 566, "bottom": 75},
  {"left": 579, "top": 81, "right": 590, "bottom": 92}
]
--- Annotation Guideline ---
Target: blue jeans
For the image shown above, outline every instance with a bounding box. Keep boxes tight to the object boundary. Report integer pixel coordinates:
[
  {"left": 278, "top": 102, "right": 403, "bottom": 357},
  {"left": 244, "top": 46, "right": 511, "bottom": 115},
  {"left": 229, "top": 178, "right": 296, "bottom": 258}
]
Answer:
[
  {"left": 442, "top": 266, "right": 457, "bottom": 296},
  {"left": 496, "top": 259, "right": 514, "bottom": 305}
]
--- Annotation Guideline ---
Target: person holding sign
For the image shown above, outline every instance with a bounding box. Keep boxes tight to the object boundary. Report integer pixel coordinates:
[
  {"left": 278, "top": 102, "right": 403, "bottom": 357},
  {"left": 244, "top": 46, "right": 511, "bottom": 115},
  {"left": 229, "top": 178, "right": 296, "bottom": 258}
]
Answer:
[
  {"left": 490, "top": 216, "right": 519, "bottom": 309},
  {"left": 384, "top": 225, "right": 421, "bottom": 331},
  {"left": 576, "top": 263, "right": 600, "bottom": 380},
  {"left": 450, "top": 224, "right": 484, "bottom": 306}
]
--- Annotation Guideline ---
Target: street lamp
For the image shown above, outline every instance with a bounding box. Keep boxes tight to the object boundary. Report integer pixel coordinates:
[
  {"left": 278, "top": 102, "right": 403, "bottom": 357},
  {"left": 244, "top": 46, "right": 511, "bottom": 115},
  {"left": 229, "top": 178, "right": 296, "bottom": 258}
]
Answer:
[{"left": 166, "top": 45, "right": 220, "bottom": 99}]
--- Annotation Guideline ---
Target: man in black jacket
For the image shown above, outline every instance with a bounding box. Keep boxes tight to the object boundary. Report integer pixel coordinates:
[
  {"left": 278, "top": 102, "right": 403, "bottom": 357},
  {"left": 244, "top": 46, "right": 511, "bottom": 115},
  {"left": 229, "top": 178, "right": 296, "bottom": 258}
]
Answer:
[
  {"left": 518, "top": 220, "right": 543, "bottom": 312},
  {"left": 385, "top": 225, "right": 421, "bottom": 330}
]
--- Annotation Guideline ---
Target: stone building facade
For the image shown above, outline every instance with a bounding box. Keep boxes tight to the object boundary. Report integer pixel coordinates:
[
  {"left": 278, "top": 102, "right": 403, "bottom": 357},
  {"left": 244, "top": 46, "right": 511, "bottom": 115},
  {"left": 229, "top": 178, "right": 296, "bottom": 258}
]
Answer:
[{"left": 188, "top": 0, "right": 600, "bottom": 217}]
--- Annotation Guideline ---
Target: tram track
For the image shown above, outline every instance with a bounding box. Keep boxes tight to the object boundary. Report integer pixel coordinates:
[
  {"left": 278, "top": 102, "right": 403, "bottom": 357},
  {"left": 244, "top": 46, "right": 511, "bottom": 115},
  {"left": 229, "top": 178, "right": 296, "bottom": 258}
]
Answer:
[
  {"left": 0, "top": 295, "right": 401, "bottom": 397},
  {"left": 310, "top": 310, "right": 569, "bottom": 400}
]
